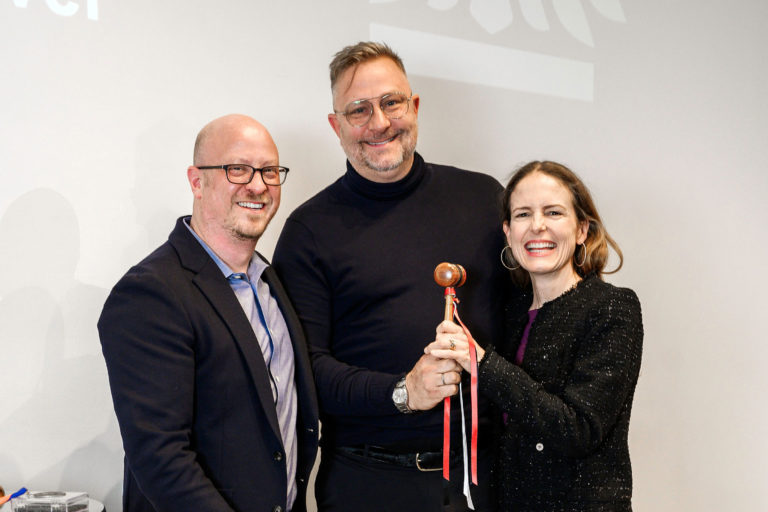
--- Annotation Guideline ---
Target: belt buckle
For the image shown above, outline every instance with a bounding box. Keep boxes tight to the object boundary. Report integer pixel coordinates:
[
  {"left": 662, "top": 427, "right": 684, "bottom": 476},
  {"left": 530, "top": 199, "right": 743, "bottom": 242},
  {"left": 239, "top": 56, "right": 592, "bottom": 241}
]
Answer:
[{"left": 415, "top": 452, "right": 442, "bottom": 472}]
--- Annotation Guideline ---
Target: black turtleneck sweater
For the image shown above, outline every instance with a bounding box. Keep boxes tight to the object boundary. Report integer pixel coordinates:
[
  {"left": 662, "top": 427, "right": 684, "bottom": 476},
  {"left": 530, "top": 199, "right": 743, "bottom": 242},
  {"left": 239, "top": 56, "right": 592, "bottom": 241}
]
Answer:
[{"left": 273, "top": 153, "right": 510, "bottom": 448}]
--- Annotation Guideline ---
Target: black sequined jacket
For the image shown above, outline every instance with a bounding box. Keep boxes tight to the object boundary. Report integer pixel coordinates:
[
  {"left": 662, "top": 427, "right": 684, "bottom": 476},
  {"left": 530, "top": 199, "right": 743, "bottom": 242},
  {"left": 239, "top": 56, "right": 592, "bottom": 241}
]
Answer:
[{"left": 479, "top": 274, "right": 643, "bottom": 511}]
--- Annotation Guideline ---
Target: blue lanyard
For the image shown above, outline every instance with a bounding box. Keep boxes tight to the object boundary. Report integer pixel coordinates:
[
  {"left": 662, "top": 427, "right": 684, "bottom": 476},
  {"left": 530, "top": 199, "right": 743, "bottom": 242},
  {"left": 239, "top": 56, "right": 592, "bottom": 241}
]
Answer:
[
  {"left": 230, "top": 273, "right": 278, "bottom": 402},
  {"left": 251, "top": 281, "right": 275, "bottom": 367}
]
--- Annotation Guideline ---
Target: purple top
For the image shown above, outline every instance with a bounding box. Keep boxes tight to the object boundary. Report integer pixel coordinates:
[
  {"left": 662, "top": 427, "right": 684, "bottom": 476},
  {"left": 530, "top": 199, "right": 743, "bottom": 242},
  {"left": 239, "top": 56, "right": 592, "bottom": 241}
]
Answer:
[
  {"left": 514, "top": 309, "right": 539, "bottom": 365},
  {"left": 503, "top": 309, "right": 539, "bottom": 426}
]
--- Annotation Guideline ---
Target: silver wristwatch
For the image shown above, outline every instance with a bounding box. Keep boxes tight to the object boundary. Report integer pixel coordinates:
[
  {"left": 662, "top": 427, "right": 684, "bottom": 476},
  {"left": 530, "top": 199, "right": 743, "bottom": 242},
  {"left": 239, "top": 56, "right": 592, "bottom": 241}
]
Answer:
[{"left": 392, "top": 376, "right": 414, "bottom": 414}]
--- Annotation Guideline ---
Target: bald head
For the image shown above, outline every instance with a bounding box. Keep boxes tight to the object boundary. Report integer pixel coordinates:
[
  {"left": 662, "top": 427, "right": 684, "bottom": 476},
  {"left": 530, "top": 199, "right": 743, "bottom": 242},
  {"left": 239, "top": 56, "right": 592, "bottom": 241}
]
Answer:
[{"left": 193, "top": 114, "right": 277, "bottom": 167}]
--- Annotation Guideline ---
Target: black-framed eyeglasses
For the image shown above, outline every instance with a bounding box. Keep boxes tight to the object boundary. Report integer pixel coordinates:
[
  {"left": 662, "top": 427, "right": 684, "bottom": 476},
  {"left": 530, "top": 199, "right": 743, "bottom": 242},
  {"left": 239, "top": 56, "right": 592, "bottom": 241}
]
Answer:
[
  {"left": 196, "top": 164, "right": 289, "bottom": 186},
  {"left": 334, "top": 91, "right": 413, "bottom": 127}
]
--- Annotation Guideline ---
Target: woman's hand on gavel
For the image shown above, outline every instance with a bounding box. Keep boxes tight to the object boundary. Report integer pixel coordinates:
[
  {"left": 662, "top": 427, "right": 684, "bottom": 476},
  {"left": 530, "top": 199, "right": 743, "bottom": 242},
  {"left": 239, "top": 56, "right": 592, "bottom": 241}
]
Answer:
[{"left": 424, "top": 320, "right": 485, "bottom": 373}]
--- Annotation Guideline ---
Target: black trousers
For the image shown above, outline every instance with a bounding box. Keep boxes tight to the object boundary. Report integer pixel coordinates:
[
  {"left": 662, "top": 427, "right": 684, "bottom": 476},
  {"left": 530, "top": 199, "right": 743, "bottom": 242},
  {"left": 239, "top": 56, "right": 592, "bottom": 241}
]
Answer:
[{"left": 315, "top": 446, "right": 496, "bottom": 512}]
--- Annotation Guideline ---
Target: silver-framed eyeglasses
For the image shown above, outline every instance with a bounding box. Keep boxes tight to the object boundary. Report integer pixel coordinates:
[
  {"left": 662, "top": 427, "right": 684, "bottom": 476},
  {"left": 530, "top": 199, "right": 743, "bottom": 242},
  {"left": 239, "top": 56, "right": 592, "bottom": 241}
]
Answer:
[
  {"left": 334, "top": 91, "right": 413, "bottom": 127},
  {"left": 196, "top": 164, "right": 289, "bottom": 186}
]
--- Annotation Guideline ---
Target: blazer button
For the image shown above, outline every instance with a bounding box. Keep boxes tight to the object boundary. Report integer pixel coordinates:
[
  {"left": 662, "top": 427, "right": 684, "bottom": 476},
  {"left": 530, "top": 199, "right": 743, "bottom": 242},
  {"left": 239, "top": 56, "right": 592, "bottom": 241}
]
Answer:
[
  {"left": 273, "top": 451, "right": 283, "bottom": 461},
  {"left": 307, "top": 427, "right": 315, "bottom": 433},
  {"left": 272, "top": 506, "right": 283, "bottom": 512},
  {"left": 535, "top": 442, "right": 544, "bottom": 452}
]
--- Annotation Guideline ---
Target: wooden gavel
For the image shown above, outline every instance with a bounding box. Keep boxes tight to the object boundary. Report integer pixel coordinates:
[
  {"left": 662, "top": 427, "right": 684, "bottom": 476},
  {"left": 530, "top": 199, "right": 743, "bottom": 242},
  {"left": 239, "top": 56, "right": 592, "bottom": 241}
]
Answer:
[
  {"left": 434, "top": 262, "right": 466, "bottom": 322},
  {"left": 433, "top": 262, "right": 466, "bottom": 481}
]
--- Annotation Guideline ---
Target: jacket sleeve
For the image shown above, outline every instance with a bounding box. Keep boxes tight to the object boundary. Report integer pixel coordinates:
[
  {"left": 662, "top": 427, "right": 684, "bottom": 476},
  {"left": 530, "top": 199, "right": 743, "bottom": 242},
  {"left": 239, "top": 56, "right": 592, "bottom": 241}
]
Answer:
[
  {"left": 273, "top": 217, "right": 399, "bottom": 417},
  {"left": 98, "top": 266, "right": 235, "bottom": 512},
  {"left": 479, "top": 287, "right": 643, "bottom": 457}
]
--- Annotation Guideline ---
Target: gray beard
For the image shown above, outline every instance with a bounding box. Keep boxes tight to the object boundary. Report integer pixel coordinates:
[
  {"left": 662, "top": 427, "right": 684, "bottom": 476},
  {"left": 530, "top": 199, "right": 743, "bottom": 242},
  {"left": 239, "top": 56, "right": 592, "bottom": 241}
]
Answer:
[{"left": 356, "top": 135, "right": 416, "bottom": 174}]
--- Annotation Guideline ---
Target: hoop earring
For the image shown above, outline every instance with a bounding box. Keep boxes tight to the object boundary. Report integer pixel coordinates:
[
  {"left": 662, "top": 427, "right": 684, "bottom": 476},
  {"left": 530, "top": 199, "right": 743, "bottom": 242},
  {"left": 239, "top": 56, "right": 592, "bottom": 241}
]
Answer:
[
  {"left": 575, "top": 243, "right": 588, "bottom": 267},
  {"left": 500, "top": 245, "right": 520, "bottom": 270}
]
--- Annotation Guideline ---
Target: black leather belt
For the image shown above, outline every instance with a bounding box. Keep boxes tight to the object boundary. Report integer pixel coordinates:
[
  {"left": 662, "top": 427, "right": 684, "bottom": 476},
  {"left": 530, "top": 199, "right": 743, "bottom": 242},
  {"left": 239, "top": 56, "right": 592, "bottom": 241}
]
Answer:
[{"left": 337, "top": 445, "right": 445, "bottom": 472}]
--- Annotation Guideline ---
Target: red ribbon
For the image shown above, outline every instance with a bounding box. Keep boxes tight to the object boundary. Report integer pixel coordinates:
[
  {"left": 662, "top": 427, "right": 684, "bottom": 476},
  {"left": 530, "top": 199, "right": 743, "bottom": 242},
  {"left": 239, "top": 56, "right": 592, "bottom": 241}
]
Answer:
[
  {"left": 441, "top": 293, "right": 479, "bottom": 486},
  {"left": 442, "top": 287, "right": 454, "bottom": 481},
  {"left": 454, "top": 301, "right": 479, "bottom": 485},
  {"left": 443, "top": 388, "right": 451, "bottom": 480}
]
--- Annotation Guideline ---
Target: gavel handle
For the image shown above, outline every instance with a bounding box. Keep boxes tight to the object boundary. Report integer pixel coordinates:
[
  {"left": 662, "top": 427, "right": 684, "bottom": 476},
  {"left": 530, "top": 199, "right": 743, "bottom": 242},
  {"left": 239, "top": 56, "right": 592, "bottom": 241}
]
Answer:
[
  {"left": 444, "top": 293, "right": 454, "bottom": 321},
  {"left": 443, "top": 286, "right": 455, "bottom": 321},
  {"left": 442, "top": 287, "right": 455, "bottom": 480}
]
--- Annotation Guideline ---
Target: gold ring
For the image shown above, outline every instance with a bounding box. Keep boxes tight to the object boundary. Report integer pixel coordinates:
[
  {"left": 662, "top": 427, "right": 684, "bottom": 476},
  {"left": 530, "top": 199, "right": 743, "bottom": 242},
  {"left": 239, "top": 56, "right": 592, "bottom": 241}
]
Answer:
[{"left": 449, "top": 339, "right": 456, "bottom": 350}]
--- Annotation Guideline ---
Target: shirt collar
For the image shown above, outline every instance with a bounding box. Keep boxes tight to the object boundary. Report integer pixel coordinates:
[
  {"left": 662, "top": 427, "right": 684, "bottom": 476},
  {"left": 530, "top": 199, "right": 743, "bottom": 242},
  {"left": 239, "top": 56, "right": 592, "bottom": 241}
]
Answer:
[{"left": 183, "top": 216, "right": 268, "bottom": 283}]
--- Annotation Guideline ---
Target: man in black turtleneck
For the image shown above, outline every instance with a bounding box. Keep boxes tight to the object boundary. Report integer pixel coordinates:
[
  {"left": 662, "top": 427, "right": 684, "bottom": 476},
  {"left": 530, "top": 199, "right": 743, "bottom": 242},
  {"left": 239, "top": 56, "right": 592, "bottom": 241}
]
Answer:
[{"left": 273, "top": 42, "right": 510, "bottom": 511}]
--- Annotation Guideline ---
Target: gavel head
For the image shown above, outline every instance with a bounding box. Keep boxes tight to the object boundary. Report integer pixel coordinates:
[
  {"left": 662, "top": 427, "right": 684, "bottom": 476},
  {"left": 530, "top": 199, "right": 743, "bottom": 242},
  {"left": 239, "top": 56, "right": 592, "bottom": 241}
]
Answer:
[{"left": 434, "top": 262, "right": 467, "bottom": 288}]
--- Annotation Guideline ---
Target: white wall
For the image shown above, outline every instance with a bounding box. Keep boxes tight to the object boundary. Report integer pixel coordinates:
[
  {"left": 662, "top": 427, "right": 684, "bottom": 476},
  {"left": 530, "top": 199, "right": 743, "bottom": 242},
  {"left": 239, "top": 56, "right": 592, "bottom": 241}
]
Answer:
[{"left": 1, "top": 1, "right": 766, "bottom": 510}]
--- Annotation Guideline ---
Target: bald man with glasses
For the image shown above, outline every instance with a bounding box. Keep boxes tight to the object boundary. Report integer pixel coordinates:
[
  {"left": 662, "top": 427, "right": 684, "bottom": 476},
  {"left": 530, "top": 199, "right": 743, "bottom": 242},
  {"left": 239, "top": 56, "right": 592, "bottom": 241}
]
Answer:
[{"left": 99, "top": 114, "right": 318, "bottom": 512}]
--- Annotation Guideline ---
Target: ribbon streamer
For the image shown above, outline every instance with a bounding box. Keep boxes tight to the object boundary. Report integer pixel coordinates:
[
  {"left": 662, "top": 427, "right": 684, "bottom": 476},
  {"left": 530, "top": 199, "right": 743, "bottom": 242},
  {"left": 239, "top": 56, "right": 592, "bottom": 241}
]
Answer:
[
  {"left": 441, "top": 295, "right": 479, "bottom": 487},
  {"left": 453, "top": 299, "right": 479, "bottom": 486},
  {"left": 442, "top": 287, "right": 455, "bottom": 481},
  {"left": 458, "top": 382, "right": 475, "bottom": 509}
]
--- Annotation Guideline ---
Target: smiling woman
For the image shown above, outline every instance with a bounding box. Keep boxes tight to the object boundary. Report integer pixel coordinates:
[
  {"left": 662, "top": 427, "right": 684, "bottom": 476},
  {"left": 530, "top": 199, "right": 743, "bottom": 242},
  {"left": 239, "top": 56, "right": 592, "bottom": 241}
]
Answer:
[
  {"left": 426, "top": 160, "right": 642, "bottom": 511},
  {"left": 504, "top": 170, "right": 588, "bottom": 303},
  {"left": 500, "top": 161, "right": 623, "bottom": 291}
]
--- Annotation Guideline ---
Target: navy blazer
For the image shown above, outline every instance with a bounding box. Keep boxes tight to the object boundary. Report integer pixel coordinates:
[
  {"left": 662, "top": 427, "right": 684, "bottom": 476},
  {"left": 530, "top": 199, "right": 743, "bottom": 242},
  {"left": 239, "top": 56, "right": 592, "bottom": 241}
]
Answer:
[{"left": 99, "top": 217, "right": 319, "bottom": 512}]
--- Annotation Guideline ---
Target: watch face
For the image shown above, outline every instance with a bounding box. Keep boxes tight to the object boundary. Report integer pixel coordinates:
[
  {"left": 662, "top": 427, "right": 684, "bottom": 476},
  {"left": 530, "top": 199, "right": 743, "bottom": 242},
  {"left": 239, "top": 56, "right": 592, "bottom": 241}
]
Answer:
[{"left": 393, "top": 387, "right": 406, "bottom": 404}]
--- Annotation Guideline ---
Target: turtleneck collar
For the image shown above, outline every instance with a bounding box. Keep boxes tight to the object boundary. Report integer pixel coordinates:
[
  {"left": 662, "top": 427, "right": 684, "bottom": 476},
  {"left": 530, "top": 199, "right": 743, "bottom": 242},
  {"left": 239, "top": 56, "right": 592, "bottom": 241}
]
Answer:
[{"left": 341, "top": 152, "right": 426, "bottom": 201}]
